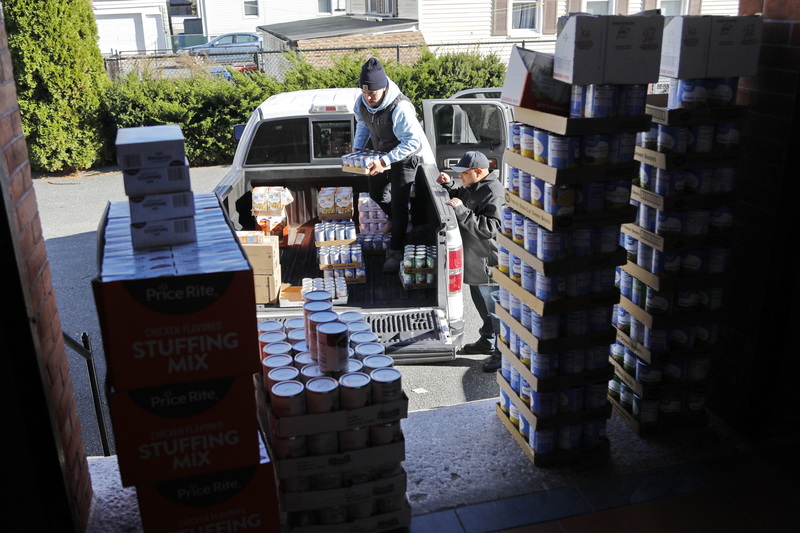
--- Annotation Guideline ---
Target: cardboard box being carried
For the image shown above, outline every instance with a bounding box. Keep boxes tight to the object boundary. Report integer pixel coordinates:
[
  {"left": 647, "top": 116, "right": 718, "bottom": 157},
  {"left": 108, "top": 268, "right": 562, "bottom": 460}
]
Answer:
[
  {"left": 107, "top": 374, "right": 260, "bottom": 486},
  {"left": 501, "top": 46, "right": 570, "bottom": 115}
]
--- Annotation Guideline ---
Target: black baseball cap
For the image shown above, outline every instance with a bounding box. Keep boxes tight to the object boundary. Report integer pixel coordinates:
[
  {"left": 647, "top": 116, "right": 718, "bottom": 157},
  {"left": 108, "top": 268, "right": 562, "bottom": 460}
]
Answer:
[{"left": 450, "top": 151, "right": 490, "bottom": 173}]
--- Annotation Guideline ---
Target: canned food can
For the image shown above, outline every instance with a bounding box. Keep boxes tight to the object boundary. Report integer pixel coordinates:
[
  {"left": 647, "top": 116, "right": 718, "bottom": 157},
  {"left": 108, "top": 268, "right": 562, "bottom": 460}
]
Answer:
[
  {"left": 671, "top": 326, "right": 695, "bottom": 350},
  {"left": 556, "top": 424, "right": 582, "bottom": 450},
  {"left": 681, "top": 250, "right": 707, "bottom": 276},
  {"left": 535, "top": 274, "right": 565, "bottom": 302},
  {"left": 259, "top": 331, "right": 287, "bottom": 354},
  {"left": 257, "top": 319, "right": 283, "bottom": 334},
  {"left": 581, "top": 420, "right": 607, "bottom": 446},
  {"left": 265, "top": 365, "right": 301, "bottom": 391},
  {"left": 353, "top": 341, "right": 385, "bottom": 360},
  {"left": 711, "top": 167, "right": 736, "bottom": 192},
  {"left": 509, "top": 121, "right": 522, "bottom": 152},
  {"left": 530, "top": 428, "right": 556, "bottom": 454},
  {"left": 620, "top": 383, "right": 634, "bottom": 412},
  {"left": 537, "top": 227, "right": 566, "bottom": 262},
  {"left": 532, "top": 352, "right": 558, "bottom": 378},
  {"left": 270, "top": 380, "right": 307, "bottom": 417},
  {"left": 306, "top": 431, "right": 339, "bottom": 456},
  {"left": 512, "top": 212, "right": 526, "bottom": 245},
  {"left": 608, "top": 376, "right": 622, "bottom": 400},
  {"left": 519, "top": 412, "right": 531, "bottom": 437},
  {"left": 667, "top": 78, "right": 708, "bottom": 109},
  {"left": 507, "top": 166, "right": 519, "bottom": 195},
  {"left": 570, "top": 228, "right": 593, "bottom": 257},
  {"left": 604, "top": 180, "right": 632, "bottom": 209},
  {"left": 646, "top": 287, "right": 673, "bottom": 315},
  {"left": 596, "top": 225, "right": 620, "bottom": 253},
  {"left": 560, "top": 349, "right": 585, "bottom": 374},
  {"left": 633, "top": 395, "right": 659, "bottom": 423},
  {"left": 709, "top": 207, "right": 734, "bottom": 233},
  {"left": 338, "top": 372, "right": 372, "bottom": 409},
  {"left": 641, "top": 123, "right": 659, "bottom": 149},
  {"left": 293, "top": 351, "right": 315, "bottom": 369},
  {"left": 608, "top": 132, "right": 636, "bottom": 164},
  {"left": 362, "top": 354, "right": 394, "bottom": 373},
  {"left": 531, "top": 390, "right": 558, "bottom": 417},
  {"left": 548, "top": 134, "right": 578, "bottom": 169},
  {"left": 714, "top": 122, "right": 741, "bottom": 149},
  {"left": 501, "top": 205, "right": 513, "bottom": 237},
  {"left": 346, "top": 320, "right": 371, "bottom": 334},
  {"left": 588, "top": 306, "right": 612, "bottom": 333},
  {"left": 687, "top": 123, "right": 714, "bottom": 153},
  {"left": 585, "top": 84, "right": 617, "bottom": 118},
  {"left": 580, "top": 134, "right": 609, "bottom": 166},
  {"left": 339, "top": 426, "right": 370, "bottom": 451},
  {"left": 518, "top": 170, "right": 532, "bottom": 203},
  {"left": 299, "top": 363, "right": 325, "bottom": 383},
  {"left": 657, "top": 124, "right": 688, "bottom": 154},
  {"left": 306, "top": 376, "right": 340, "bottom": 413},
  {"left": 262, "top": 353, "right": 294, "bottom": 373},
  {"left": 656, "top": 211, "right": 683, "bottom": 237},
  {"left": 659, "top": 396, "right": 682, "bottom": 418},
  {"left": 644, "top": 326, "right": 669, "bottom": 352},
  {"left": 531, "top": 311, "right": 559, "bottom": 340},
  {"left": 370, "top": 421, "right": 402, "bottom": 446},
  {"left": 306, "top": 310, "right": 340, "bottom": 359},
  {"left": 686, "top": 393, "right": 706, "bottom": 413},
  {"left": 618, "top": 84, "right": 647, "bottom": 116},
  {"left": 637, "top": 241, "right": 653, "bottom": 270},
  {"left": 584, "top": 383, "right": 608, "bottom": 410},
  {"left": 543, "top": 183, "right": 576, "bottom": 215},
  {"left": 684, "top": 167, "right": 713, "bottom": 194},
  {"left": 370, "top": 367, "right": 403, "bottom": 403},
  {"left": 520, "top": 124, "right": 535, "bottom": 158},
  {"left": 655, "top": 168, "right": 686, "bottom": 197},
  {"left": 576, "top": 182, "right": 605, "bottom": 213},
  {"left": 569, "top": 84, "right": 586, "bottom": 118},
  {"left": 687, "top": 358, "right": 711, "bottom": 381},
  {"left": 318, "top": 505, "right": 348, "bottom": 525},
  {"left": 652, "top": 250, "right": 681, "bottom": 277},
  {"left": 316, "top": 321, "right": 349, "bottom": 373},
  {"left": 638, "top": 163, "right": 655, "bottom": 191},
  {"left": 273, "top": 435, "right": 307, "bottom": 459},
  {"left": 533, "top": 128, "right": 549, "bottom": 164},
  {"left": 616, "top": 306, "right": 631, "bottom": 333},
  {"left": 663, "top": 361, "right": 688, "bottom": 382},
  {"left": 707, "top": 248, "right": 730, "bottom": 274}
]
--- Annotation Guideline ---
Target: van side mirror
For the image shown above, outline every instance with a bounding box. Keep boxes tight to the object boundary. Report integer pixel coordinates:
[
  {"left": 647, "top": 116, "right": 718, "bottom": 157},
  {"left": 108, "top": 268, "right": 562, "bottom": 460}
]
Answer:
[{"left": 233, "top": 124, "right": 245, "bottom": 142}]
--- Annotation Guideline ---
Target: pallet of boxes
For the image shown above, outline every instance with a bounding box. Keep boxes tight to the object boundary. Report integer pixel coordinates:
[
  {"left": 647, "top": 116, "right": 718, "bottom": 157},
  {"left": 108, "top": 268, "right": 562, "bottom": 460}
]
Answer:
[
  {"left": 256, "top": 290, "right": 411, "bottom": 531},
  {"left": 609, "top": 15, "right": 762, "bottom": 436},
  {"left": 93, "top": 125, "right": 280, "bottom": 531},
  {"left": 493, "top": 11, "right": 663, "bottom": 466}
]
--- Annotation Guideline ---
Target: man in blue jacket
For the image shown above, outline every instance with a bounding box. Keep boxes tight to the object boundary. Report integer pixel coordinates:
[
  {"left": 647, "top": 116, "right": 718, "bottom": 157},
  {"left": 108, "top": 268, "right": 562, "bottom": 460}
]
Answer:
[
  {"left": 354, "top": 57, "right": 435, "bottom": 273},
  {"left": 437, "top": 151, "right": 504, "bottom": 372}
]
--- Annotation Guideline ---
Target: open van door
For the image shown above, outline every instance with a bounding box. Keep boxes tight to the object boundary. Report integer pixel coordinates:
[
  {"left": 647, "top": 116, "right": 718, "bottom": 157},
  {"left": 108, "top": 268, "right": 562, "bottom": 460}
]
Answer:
[{"left": 422, "top": 99, "right": 514, "bottom": 184}]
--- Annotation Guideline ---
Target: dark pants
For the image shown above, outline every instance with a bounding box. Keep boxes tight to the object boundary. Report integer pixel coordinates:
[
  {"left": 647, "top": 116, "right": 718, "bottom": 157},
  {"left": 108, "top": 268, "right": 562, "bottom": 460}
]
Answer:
[
  {"left": 368, "top": 156, "right": 421, "bottom": 251},
  {"left": 469, "top": 284, "right": 500, "bottom": 346}
]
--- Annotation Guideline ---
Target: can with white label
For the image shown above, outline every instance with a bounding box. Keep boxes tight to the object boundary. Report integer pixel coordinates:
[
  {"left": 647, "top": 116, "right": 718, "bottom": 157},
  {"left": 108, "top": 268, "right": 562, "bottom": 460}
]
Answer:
[
  {"left": 270, "top": 380, "right": 307, "bottom": 417},
  {"left": 316, "top": 321, "right": 350, "bottom": 373}
]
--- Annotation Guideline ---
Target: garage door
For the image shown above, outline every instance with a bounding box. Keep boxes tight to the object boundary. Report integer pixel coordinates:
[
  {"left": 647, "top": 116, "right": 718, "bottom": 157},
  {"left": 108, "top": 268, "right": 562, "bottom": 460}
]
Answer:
[{"left": 96, "top": 15, "right": 144, "bottom": 54}]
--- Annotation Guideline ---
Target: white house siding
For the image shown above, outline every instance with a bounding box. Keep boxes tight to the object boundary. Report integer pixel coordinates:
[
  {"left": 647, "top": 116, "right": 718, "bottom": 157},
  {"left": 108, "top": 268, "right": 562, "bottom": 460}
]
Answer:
[
  {"left": 196, "top": 0, "right": 335, "bottom": 37},
  {"left": 698, "top": 0, "right": 738, "bottom": 15},
  {"left": 93, "top": 0, "right": 168, "bottom": 54}
]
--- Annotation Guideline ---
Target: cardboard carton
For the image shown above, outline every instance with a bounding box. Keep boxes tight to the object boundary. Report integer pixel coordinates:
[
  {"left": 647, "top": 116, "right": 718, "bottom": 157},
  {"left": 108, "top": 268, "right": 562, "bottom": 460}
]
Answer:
[
  {"left": 254, "top": 269, "right": 282, "bottom": 304},
  {"left": 129, "top": 216, "right": 197, "bottom": 250},
  {"left": 660, "top": 16, "right": 712, "bottom": 79},
  {"left": 238, "top": 232, "right": 280, "bottom": 275},
  {"left": 501, "top": 46, "right": 570, "bottom": 115},
  {"left": 116, "top": 124, "right": 186, "bottom": 170},
  {"left": 602, "top": 13, "right": 664, "bottom": 84},
  {"left": 122, "top": 158, "right": 192, "bottom": 197},
  {"left": 553, "top": 15, "right": 607, "bottom": 85},
  {"left": 128, "top": 191, "right": 195, "bottom": 224},
  {"left": 706, "top": 15, "right": 763, "bottom": 78},
  {"left": 108, "top": 374, "right": 260, "bottom": 486}
]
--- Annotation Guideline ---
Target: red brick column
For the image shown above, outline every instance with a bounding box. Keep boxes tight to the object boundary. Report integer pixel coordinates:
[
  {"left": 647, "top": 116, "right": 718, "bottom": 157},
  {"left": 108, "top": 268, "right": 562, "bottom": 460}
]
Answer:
[
  {"left": 0, "top": 3, "right": 92, "bottom": 530},
  {"left": 711, "top": 0, "right": 800, "bottom": 438}
]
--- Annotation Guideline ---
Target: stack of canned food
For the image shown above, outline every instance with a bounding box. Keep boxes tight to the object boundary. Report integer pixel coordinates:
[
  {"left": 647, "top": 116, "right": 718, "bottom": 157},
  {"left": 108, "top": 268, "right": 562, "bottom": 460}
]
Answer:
[
  {"left": 342, "top": 149, "right": 390, "bottom": 169},
  {"left": 258, "top": 290, "right": 409, "bottom": 529},
  {"left": 358, "top": 232, "right": 391, "bottom": 252},
  {"left": 300, "top": 277, "right": 348, "bottom": 303},
  {"left": 621, "top": 233, "right": 731, "bottom": 279},
  {"left": 317, "top": 243, "right": 367, "bottom": 281},
  {"left": 399, "top": 244, "right": 437, "bottom": 286},
  {"left": 314, "top": 220, "right": 357, "bottom": 243}
]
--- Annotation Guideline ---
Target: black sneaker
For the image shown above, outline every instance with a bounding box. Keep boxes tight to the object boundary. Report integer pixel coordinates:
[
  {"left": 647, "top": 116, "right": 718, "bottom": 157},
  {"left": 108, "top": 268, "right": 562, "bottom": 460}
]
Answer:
[
  {"left": 481, "top": 353, "right": 501, "bottom": 373},
  {"left": 461, "top": 339, "right": 494, "bottom": 355}
]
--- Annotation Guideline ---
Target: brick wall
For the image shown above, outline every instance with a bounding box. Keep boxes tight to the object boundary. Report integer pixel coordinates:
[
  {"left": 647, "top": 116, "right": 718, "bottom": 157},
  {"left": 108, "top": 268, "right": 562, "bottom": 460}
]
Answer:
[
  {"left": 0, "top": 3, "right": 92, "bottom": 530},
  {"left": 710, "top": 0, "right": 800, "bottom": 438},
  {"left": 296, "top": 31, "right": 427, "bottom": 68}
]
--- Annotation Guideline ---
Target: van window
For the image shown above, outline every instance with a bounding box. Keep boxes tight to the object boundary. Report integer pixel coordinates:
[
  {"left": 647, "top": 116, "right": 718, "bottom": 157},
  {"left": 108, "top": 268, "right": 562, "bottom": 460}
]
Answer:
[
  {"left": 246, "top": 118, "right": 310, "bottom": 165},
  {"left": 313, "top": 120, "right": 353, "bottom": 159},
  {"left": 430, "top": 103, "right": 505, "bottom": 147}
]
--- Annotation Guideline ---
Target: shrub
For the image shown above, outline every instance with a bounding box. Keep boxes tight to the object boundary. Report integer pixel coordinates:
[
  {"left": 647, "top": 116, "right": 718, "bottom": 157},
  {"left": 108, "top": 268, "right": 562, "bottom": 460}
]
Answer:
[{"left": 4, "top": 0, "right": 111, "bottom": 172}]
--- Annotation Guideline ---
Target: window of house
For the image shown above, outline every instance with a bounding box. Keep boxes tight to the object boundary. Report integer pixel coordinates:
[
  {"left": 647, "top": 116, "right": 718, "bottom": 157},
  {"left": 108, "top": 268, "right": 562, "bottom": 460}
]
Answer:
[
  {"left": 511, "top": 1, "right": 539, "bottom": 31},
  {"left": 319, "top": 0, "right": 332, "bottom": 13},
  {"left": 584, "top": 1, "right": 611, "bottom": 15},
  {"left": 660, "top": 0, "right": 684, "bottom": 16},
  {"left": 244, "top": 0, "right": 259, "bottom": 16},
  {"left": 366, "top": 0, "right": 395, "bottom": 16}
]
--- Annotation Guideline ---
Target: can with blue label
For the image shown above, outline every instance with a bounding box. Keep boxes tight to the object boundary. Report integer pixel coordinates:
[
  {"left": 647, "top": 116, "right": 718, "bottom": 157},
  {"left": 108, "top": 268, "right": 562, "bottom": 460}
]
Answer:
[
  {"left": 711, "top": 167, "right": 736, "bottom": 192},
  {"left": 633, "top": 395, "right": 659, "bottom": 423},
  {"left": 656, "top": 210, "right": 683, "bottom": 237},
  {"left": 582, "top": 420, "right": 606, "bottom": 446},
  {"left": 591, "top": 267, "right": 615, "bottom": 294},
  {"left": 618, "top": 268, "right": 632, "bottom": 299},
  {"left": 637, "top": 203, "right": 655, "bottom": 232},
  {"left": 597, "top": 225, "right": 620, "bottom": 253},
  {"left": 520, "top": 124, "right": 535, "bottom": 158},
  {"left": 655, "top": 168, "right": 686, "bottom": 196},
  {"left": 569, "top": 85, "right": 586, "bottom": 118},
  {"left": 641, "top": 123, "right": 659, "bottom": 149},
  {"left": 608, "top": 132, "right": 637, "bottom": 164},
  {"left": 687, "top": 358, "right": 712, "bottom": 381},
  {"left": 500, "top": 353, "right": 511, "bottom": 380},
  {"left": 530, "top": 428, "right": 556, "bottom": 454},
  {"left": 584, "top": 383, "right": 608, "bottom": 411},
  {"left": 509, "top": 121, "right": 522, "bottom": 153},
  {"left": 636, "top": 360, "right": 663, "bottom": 383},
  {"left": 560, "top": 349, "right": 585, "bottom": 374},
  {"left": 651, "top": 249, "right": 680, "bottom": 277},
  {"left": 565, "top": 271, "right": 592, "bottom": 298},
  {"left": 646, "top": 287, "right": 673, "bottom": 315},
  {"left": 535, "top": 273, "right": 565, "bottom": 301},
  {"left": 507, "top": 166, "right": 519, "bottom": 194},
  {"left": 659, "top": 396, "right": 683, "bottom": 418},
  {"left": 580, "top": 134, "right": 610, "bottom": 166},
  {"left": 686, "top": 393, "right": 706, "bottom": 414},
  {"left": 498, "top": 246, "right": 509, "bottom": 275},
  {"left": 667, "top": 78, "right": 708, "bottom": 109},
  {"left": 683, "top": 167, "right": 712, "bottom": 194},
  {"left": 584, "top": 346, "right": 609, "bottom": 370},
  {"left": 675, "top": 289, "right": 700, "bottom": 314},
  {"left": 637, "top": 241, "right": 653, "bottom": 271},
  {"left": 707, "top": 77, "right": 738, "bottom": 106},
  {"left": 670, "top": 326, "right": 694, "bottom": 350},
  {"left": 589, "top": 306, "right": 612, "bottom": 333},
  {"left": 532, "top": 352, "right": 558, "bottom": 378},
  {"left": 510, "top": 365, "right": 520, "bottom": 394},
  {"left": 630, "top": 316, "right": 645, "bottom": 344},
  {"left": 533, "top": 128, "right": 549, "bottom": 164},
  {"left": 577, "top": 182, "right": 605, "bottom": 213},
  {"left": 624, "top": 234, "right": 638, "bottom": 263},
  {"left": 699, "top": 287, "right": 724, "bottom": 311},
  {"left": 687, "top": 123, "right": 714, "bottom": 153},
  {"left": 714, "top": 122, "right": 741, "bottom": 149},
  {"left": 519, "top": 171, "right": 532, "bottom": 202},
  {"left": 620, "top": 383, "right": 634, "bottom": 412},
  {"left": 657, "top": 124, "right": 688, "bottom": 154},
  {"left": 707, "top": 247, "right": 730, "bottom": 274},
  {"left": 509, "top": 402, "right": 520, "bottom": 429},
  {"left": 631, "top": 278, "right": 646, "bottom": 308},
  {"left": 638, "top": 163, "right": 655, "bottom": 191},
  {"left": 585, "top": 84, "right": 617, "bottom": 118},
  {"left": 548, "top": 134, "right": 578, "bottom": 169},
  {"left": 570, "top": 228, "right": 593, "bottom": 257},
  {"left": 510, "top": 253, "right": 522, "bottom": 285},
  {"left": 644, "top": 326, "right": 669, "bottom": 352},
  {"left": 531, "top": 311, "right": 560, "bottom": 340},
  {"left": 532, "top": 389, "right": 558, "bottom": 417},
  {"left": 681, "top": 249, "right": 708, "bottom": 276},
  {"left": 558, "top": 387, "right": 585, "bottom": 414},
  {"left": 616, "top": 305, "right": 631, "bottom": 334},
  {"left": 564, "top": 310, "right": 589, "bottom": 336},
  {"left": 618, "top": 84, "right": 647, "bottom": 116},
  {"left": 499, "top": 387, "right": 511, "bottom": 413},
  {"left": 524, "top": 218, "right": 538, "bottom": 253},
  {"left": 709, "top": 207, "right": 734, "bottom": 233},
  {"left": 519, "top": 340, "right": 532, "bottom": 367},
  {"left": 509, "top": 292, "right": 521, "bottom": 320},
  {"left": 512, "top": 212, "right": 526, "bottom": 245},
  {"left": 537, "top": 227, "right": 567, "bottom": 262},
  {"left": 522, "top": 263, "right": 536, "bottom": 294},
  {"left": 544, "top": 183, "right": 577, "bottom": 215},
  {"left": 623, "top": 348, "right": 637, "bottom": 375},
  {"left": 604, "top": 180, "right": 632, "bottom": 209},
  {"left": 557, "top": 424, "right": 583, "bottom": 450},
  {"left": 498, "top": 287, "right": 510, "bottom": 311},
  {"left": 519, "top": 412, "right": 531, "bottom": 438},
  {"left": 681, "top": 209, "right": 710, "bottom": 236},
  {"left": 501, "top": 204, "right": 513, "bottom": 237}
]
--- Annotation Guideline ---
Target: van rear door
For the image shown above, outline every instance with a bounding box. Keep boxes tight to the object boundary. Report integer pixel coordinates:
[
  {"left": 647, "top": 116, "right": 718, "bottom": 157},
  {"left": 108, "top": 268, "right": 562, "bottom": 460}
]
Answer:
[{"left": 422, "top": 99, "right": 514, "bottom": 182}]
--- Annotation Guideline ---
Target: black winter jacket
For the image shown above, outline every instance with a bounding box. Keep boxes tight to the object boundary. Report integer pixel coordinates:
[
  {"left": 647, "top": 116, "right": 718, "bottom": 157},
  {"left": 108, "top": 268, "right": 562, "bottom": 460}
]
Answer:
[{"left": 442, "top": 170, "right": 504, "bottom": 285}]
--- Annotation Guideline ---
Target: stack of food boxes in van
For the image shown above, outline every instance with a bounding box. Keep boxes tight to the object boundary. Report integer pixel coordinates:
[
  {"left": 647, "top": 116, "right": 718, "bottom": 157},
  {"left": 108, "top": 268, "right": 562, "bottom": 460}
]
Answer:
[
  {"left": 610, "top": 15, "right": 761, "bottom": 436},
  {"left": 356, "top": 192, "right": 391, "bottom": 252},
  {"left": 315, "top": 187, "right": 366, "bottom": 284},
  {"left": 257, "top": 290, "right": 410, "bottom": 532},
  {"left": 94, "top": 125, "right": 280, "bottom": 531},
  {"left": 494, "top": 11, "right": 663, "bottom": 465}
]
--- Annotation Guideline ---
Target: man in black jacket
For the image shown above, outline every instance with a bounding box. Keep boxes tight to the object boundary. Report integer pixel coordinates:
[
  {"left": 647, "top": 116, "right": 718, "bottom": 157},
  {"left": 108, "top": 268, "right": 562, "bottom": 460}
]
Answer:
[{"left": 437, "top": 151, "right": 505, "bottom": 372}]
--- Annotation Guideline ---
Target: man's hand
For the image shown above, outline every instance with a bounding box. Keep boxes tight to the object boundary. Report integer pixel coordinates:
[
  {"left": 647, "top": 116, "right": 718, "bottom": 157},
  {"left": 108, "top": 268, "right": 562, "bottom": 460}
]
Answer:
[
  {"left": 437, "top": 172, "right": 451, "bottom": 185},
  {"left": 368, "top": 159, "right": 388, "bottom": 176},
  {"left": 446, "top": 198, "right": 463, "bottom": 208}
]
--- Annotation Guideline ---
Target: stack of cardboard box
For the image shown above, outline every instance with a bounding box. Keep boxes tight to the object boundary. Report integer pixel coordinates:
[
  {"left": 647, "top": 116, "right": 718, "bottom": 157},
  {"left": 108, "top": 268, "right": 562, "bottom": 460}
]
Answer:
[
  {"left": 610, "top": 15, "right": 762, "bottom": 436},
  {"left": 238, "top": 231, "right": 282, "bottom": 304},
  {"left": 495, "top": 12, "right": 662, "bottom": 466},
  {"left": 93, "top": 125, "right": 280, "bottom": 531}
]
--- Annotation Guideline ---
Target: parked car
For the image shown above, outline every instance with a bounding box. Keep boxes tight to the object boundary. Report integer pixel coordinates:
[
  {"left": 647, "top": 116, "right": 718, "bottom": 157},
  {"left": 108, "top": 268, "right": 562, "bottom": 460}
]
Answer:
[
  {"left": 451, "top": 88, "right": 503, "bottom": 99},
  {"left": 178, "top": 32, "right": 263, "bottom": 60}
]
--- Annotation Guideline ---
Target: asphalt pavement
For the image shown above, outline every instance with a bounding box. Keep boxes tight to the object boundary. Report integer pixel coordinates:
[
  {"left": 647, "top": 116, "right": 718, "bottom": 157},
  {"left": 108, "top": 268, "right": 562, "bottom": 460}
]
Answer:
[{"left": 32, "top": 165, "right": 498, "bottom": 457}]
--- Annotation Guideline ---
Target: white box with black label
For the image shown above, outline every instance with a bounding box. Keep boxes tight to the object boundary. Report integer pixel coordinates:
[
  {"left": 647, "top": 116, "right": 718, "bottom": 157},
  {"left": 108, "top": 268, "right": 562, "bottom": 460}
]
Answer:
[
  {"left": 128, "top": 191, "right": 195, "bottom": 224},
  {"left": 116, "top": 124, "right": 186, "bottom": 170},
  {"left": 122, "top": 158, "right": 191, "bottom": 196}
]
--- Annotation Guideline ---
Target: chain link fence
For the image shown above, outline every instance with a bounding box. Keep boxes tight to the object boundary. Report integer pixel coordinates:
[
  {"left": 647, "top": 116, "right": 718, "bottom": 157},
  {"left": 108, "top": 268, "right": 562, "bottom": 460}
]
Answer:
[{"left": 104, "top": 40, "right": 558, "bottom": 82}]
